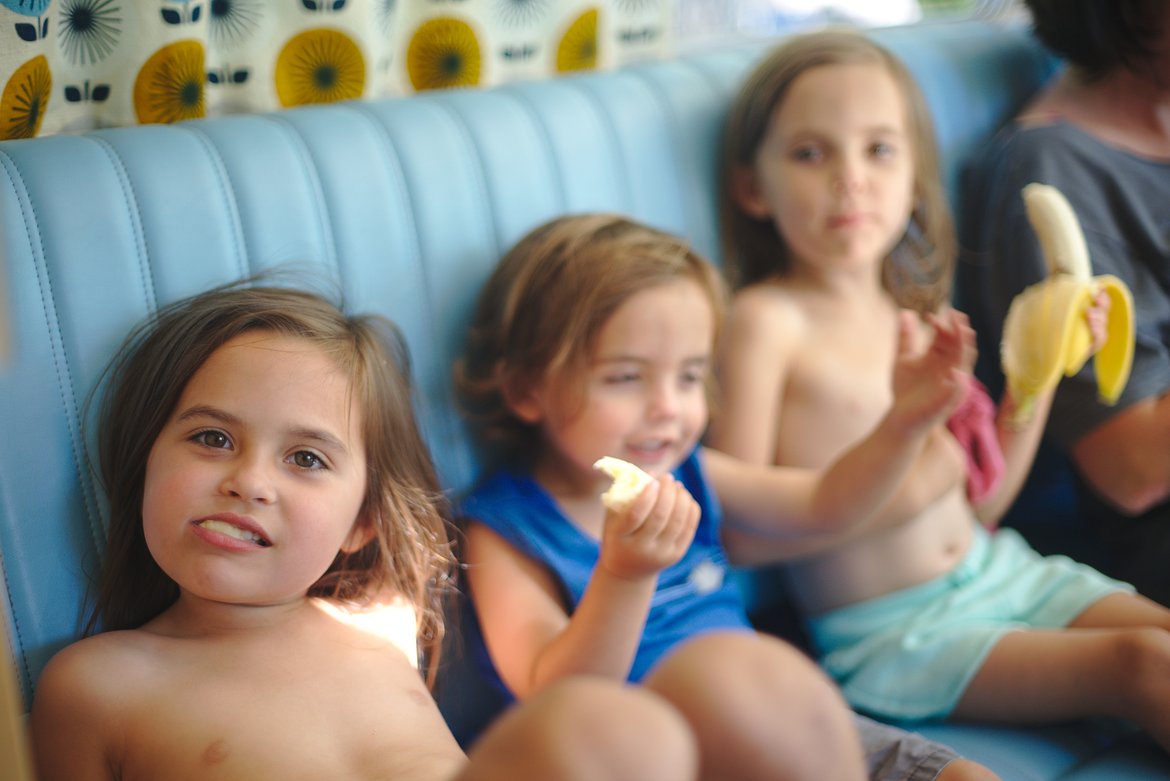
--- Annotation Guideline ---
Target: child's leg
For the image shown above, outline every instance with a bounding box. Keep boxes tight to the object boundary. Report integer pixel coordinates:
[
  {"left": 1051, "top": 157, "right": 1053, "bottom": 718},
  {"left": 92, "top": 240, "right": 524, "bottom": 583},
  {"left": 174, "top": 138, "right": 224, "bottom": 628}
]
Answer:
[
  {"left": 459, "top": 678, "right": 698, "bottom": 781},
  {"left": 952, "top": 593, "right": 1170, "bottom": 751},
  {"left": 642, "top": 631, "right": 866, "bottom": 781}
]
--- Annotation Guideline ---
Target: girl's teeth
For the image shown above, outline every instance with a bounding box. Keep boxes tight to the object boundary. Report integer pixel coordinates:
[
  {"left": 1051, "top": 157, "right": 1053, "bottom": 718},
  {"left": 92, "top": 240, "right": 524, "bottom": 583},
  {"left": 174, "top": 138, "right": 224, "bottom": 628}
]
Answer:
[{"left": 199, "top": 519, "right": 264, "bottom": 545}]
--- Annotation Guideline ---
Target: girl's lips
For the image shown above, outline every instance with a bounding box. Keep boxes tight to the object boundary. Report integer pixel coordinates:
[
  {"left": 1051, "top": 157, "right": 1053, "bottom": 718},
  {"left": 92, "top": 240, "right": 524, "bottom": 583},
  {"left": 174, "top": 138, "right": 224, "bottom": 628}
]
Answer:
[
  {"left": 828, "top": 212, "right": 865, "bottom": 229},
  {"left": 191, "top": 513, "right": 272, "bottom": 550}
]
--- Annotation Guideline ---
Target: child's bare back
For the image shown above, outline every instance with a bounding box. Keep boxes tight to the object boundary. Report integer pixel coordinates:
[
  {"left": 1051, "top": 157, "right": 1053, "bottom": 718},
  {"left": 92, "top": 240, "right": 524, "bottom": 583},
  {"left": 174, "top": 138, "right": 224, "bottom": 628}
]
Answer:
[{"left": 33, "top": 598, "right": 465, "bottom": 781}]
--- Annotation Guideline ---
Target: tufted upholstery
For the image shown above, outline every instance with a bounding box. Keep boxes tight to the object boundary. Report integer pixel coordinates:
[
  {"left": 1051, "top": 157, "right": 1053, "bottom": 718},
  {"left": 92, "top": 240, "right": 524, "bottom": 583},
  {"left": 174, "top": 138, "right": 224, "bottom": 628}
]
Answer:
[{"left": 2, "top": 19, "right": 1167, "bottom": 779}]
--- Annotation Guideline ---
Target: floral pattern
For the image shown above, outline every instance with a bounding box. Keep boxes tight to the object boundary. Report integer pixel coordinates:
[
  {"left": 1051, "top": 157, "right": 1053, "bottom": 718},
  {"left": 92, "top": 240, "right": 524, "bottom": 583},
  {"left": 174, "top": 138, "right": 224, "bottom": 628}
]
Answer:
[
  {"left": 405, "top": 16, "right": 481, "bottom": 92},
  {"left": 133, "top": 39, "right": 205, "bottom": 124},
  {"left": 0, "top": 0, "right": 673, "bottom": 137},
  {"left": 275, "top": 27, "right": 365, "bottom": 106},
  {"left": 555, "top": 8, "right": 597, "bottom": 74},
  {"left": 0, "top": 53, "right": 50, "bottom": 138}
]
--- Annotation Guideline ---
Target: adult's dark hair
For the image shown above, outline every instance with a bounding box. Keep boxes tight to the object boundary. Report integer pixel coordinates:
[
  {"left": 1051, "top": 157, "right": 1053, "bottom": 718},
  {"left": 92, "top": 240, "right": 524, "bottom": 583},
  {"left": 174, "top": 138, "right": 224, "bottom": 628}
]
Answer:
[{"left": 1025, "top": 0, "right": 1164, "bottom": 81}]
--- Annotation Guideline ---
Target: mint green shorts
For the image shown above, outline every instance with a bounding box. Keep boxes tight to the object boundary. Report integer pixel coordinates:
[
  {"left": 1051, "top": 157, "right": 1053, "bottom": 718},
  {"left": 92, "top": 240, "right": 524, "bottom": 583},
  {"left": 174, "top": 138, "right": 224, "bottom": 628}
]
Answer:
[{"left": 808, "top": 526, "right": 1132, "bottom": 721}]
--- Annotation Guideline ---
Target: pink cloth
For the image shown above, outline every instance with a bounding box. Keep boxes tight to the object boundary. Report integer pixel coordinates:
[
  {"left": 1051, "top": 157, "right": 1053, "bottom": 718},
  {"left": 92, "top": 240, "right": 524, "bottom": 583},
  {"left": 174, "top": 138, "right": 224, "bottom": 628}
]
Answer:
[{"left": 946, "top": 376, "right": 1005, "bottom": 506}]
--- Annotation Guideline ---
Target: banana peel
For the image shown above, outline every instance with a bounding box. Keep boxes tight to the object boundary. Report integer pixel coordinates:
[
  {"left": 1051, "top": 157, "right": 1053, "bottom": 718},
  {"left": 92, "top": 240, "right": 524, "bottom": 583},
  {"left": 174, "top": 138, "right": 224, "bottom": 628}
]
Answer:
[{"left": 1000, "top": 183, "right": 1134, "bottom": 426}]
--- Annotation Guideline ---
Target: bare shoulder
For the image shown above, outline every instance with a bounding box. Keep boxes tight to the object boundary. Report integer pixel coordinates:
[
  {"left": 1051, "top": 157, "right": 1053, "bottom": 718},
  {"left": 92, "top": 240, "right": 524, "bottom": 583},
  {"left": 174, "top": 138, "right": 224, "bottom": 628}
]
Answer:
[
  {"left": 728, "top": 283, "right": 810, "bottom": 349},
  {"left": 37, "top": 631, "right": 153, "bottom": 700},
  {"left": 31, "top": 632, "right": 155, "bottom": 781}
]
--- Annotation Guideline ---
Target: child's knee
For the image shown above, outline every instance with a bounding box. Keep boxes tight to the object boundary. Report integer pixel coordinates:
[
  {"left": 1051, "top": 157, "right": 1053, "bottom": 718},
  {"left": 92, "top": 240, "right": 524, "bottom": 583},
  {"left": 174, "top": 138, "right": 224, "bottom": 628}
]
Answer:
[
  {"left": 644, "top": 633, "right": 864, "bottom": 779},
  {"left": 520, "top": 679, "right": 699, "bottom": 781},
  {"left": 649, "top": 631, "right": 833, "bottom": 705},
  {"left": 1117, "top": 628, "right": 1170, "bottom": 709},
  {"left": 646, "top": 631, "right": 854, "bottom": 742}
]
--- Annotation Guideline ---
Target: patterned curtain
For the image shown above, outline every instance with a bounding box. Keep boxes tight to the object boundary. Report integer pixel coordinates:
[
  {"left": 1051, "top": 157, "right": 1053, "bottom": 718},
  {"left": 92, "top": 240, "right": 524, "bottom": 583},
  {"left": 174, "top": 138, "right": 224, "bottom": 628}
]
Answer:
[{"left": 0, "top": 0, "right": 673, "bottom": 139}]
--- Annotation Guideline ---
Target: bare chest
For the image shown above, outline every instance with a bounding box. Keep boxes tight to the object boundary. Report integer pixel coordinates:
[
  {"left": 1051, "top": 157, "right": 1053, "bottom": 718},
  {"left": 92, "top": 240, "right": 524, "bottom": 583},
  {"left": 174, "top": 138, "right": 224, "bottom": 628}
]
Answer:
[
  {"left": 778, "top": 322, "right": 896, "bottom": 464},
  {"left": 117, "top": 637, "right": 463, "bottom": 781}
]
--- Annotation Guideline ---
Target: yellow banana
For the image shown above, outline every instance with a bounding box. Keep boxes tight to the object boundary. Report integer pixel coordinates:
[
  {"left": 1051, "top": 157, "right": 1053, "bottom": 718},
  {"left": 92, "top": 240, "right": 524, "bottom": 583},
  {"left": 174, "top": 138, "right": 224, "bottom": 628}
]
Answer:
[{"left": 1000, "top": 183, "right": 1135, "bottom": 426}]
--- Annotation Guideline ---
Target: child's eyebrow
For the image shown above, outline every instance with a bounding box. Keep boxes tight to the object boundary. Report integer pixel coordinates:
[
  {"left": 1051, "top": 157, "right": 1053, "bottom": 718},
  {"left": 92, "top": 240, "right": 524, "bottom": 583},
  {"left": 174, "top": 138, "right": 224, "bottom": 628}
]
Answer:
[
  {"left": 176, "top": 404, "right": 238, "bottom": 426},
  {"left": 175, "top": 405, "right": 349, "bottom": 454},
  {"left": 593, "top": 355, "right": 711, "bottom": 366},
  {"left": 289, "top": 426, "right": 350, "bottom": 455}
]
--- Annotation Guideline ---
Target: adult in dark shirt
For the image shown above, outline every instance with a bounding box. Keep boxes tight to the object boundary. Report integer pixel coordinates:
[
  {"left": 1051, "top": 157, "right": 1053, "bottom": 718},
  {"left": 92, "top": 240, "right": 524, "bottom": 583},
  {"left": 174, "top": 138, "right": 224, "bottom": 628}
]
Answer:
[{"left": 960, "top": 0, "right": 1170, "bottom": 604}]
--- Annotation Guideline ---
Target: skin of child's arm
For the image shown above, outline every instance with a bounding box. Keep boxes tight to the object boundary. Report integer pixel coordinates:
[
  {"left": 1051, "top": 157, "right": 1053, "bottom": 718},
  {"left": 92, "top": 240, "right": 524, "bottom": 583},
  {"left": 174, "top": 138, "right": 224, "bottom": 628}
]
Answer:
[
  {"left": 968, "top": 386, "right": 1055, "bottom": 528},
  {"left": 30, "top": 640, "right": 123, "bottom": 781},
  {"left": 463, "top": 478, "right": 695, "bottom": 699},
  {"left": 715, "top": 427, "right": 966, "bottom": 565}
]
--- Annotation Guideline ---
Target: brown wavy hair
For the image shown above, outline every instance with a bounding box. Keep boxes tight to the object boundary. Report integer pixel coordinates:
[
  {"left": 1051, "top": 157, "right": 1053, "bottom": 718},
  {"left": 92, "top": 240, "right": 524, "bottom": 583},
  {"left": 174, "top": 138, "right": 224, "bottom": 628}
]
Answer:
[
  {"left": 87, "top": 280, "right": 455, "bottom": 686},
  {"left": 720, "top": 29, "right": 955, "bottom": 313},
  {"left": 454, "top": 213, "right": 727, "bottom": 467}
]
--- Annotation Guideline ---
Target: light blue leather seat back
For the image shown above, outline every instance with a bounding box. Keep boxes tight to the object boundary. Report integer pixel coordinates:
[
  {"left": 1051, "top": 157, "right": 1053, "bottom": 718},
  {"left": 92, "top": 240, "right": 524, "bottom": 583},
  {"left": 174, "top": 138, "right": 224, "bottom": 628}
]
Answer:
[{"left": 0, "top": 21, "right": 1053, "bottom": 715}]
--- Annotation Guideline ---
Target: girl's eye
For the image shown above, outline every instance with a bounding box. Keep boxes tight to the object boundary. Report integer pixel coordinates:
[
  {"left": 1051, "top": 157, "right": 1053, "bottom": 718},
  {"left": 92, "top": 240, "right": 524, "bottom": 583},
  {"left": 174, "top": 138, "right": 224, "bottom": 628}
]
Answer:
[
  {"left": 680, "top": 367, "right": 708, "bottom": 387},
  {"left": 790, "top": 146, "right": 822, "bottom": 163},
  {"left": 192, "top": 429, "right": 230, "bottom": 449},
  {"left": 604, "top": 372, "right": 641, "bottom": 385},
  {"left": 291, "top": 451, "right": 326, "bottom": 470},
  {"left": 870, "top": 141, "right": 894, "bottom": 159}
]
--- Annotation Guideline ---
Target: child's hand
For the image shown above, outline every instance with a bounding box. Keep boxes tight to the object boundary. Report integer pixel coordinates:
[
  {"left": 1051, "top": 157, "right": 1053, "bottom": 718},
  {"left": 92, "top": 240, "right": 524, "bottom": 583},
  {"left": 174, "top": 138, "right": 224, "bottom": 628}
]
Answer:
[
  {"left": 598, "top": 474, "right": 699, "bottom": 582},
  {"left": 890, "top": 308, "right": 976, "bottom": 433},
  {"left": 1083, "top": 287, "right": 1112, "bottom": 360}
]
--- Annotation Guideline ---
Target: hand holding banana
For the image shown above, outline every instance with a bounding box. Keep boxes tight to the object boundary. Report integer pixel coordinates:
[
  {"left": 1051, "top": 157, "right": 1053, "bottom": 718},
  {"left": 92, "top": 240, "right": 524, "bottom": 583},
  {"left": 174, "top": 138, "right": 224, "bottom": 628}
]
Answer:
[{"left": 1000, "top": 183, "right": 1134, "bottom": 426}]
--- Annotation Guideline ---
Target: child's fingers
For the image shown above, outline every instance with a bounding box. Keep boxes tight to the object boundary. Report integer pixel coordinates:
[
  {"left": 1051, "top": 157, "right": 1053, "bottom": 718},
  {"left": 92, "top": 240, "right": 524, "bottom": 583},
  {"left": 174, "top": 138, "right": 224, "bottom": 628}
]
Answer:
[
  {"left": 943, "top": 309, "right": 978, "bottom": 373},
  {"left": 895, "top": 309, "right": 920, "bottom": 360},
  {"left": 608, "top": 478, "right": 661, "bottom": 537},
  {"left": 636, "top": 476, "right": 699, "bottom": 549},
  {"left": 1086, "top": 289, "right": 1112, "bottom": 353},
  {"left": 635, "top": 474, "right": 682, "bottom": 540}
]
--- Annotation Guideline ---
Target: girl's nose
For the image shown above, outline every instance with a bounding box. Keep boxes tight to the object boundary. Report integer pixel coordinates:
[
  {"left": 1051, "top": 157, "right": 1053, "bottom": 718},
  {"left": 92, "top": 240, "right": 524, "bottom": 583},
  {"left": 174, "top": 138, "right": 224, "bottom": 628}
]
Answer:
[
  {"left": 832, "top": 158, "right": 866, "bottom": 195},
  {"left": 648, "top": 381, "right": 680, "bottom": 419},
  {"left": 220, "top": 457, "right": 276, "bottom": 504}
]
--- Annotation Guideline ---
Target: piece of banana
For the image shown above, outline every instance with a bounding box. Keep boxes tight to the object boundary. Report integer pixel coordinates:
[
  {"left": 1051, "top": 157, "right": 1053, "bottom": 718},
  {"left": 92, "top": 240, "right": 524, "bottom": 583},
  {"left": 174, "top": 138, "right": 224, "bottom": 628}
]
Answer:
[
  {"left": 1000, "top": 183, "right": 1134, "bottom": 425},
  {"left": 594, "top": 456, "right": 654, "bottom": 511}
]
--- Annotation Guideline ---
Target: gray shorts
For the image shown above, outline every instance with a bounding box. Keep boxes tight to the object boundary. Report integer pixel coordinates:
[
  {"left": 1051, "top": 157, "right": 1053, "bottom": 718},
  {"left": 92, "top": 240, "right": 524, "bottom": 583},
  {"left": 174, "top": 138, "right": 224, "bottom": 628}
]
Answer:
[{"left": 858, "top": 715, "right": 958, "bottom": 781}]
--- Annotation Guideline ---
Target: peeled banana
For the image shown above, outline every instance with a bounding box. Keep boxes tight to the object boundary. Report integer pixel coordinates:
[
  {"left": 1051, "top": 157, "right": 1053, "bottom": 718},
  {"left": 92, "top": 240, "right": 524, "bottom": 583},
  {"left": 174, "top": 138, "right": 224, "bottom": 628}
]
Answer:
[
  {"left": 594, "top": 456, "right": 653, "bottom": 511},
  {"left": 1000, "top": 183, "right": 1134, "bottom": 425}
]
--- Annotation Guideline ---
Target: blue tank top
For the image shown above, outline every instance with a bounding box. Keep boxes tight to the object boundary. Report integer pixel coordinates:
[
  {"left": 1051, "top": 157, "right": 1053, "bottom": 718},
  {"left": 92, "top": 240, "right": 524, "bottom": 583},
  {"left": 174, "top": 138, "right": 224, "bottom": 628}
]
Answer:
[{"left": 459, "top": 448, "right": 750, "bottom": 694}]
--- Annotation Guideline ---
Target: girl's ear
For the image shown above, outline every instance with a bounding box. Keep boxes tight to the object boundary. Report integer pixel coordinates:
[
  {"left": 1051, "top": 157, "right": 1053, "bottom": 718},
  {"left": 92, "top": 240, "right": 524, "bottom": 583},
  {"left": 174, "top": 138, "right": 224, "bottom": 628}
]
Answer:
[
  {"left": 730, "top": 165, "right": 772, "bottom": 220},
  {"left": 498, "top": 365, "right": 546, "bottom": 424},
  {"left": 501, "top": 379, "right": 545, "bottom": 424},
  {"left": 341, "top": 514, "right": 376, "bottom": 554}
]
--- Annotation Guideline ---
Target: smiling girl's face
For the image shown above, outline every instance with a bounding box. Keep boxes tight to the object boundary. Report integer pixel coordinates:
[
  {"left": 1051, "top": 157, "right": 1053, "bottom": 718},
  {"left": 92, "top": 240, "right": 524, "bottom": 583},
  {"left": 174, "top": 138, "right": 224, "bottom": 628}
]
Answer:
[
  {"left": 514, "top": 278, "right": 714, "bottom": 493},
  {"left": 141, "top": 330, "right": 371, "bottom": 609}
]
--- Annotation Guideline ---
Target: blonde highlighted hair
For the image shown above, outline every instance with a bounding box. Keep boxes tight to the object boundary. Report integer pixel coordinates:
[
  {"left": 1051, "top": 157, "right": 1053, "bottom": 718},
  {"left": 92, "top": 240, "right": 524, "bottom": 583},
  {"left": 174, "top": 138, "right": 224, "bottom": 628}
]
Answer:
[{"left": 720, "top": 29, "right": 955, "bottom": 312}]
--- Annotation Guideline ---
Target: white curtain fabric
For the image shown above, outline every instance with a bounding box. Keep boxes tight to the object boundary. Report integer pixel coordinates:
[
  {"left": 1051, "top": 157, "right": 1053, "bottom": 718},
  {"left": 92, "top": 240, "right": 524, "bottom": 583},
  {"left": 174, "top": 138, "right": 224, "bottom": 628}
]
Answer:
[{"left": 0, "top": 0, "right": 674, "bottom": 138}]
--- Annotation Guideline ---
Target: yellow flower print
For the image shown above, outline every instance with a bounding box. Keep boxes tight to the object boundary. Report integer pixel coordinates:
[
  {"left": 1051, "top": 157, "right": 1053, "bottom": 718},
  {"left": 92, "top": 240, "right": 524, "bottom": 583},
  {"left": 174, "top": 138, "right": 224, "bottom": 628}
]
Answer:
[
  {"left": 556, "top": 8, "right": 598, "bottom": 73},
  {"left": 275, "top": 28, "right": 366, "bottom": 108},
  {"left": 0, "top": 55, "right": 51, "bottom": 140},
  {"left": 134, "top": 40, "right": 205, "bottom": 125},
  {"left": 406, "top": 16, "right": 482, "bottom": 92}
]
